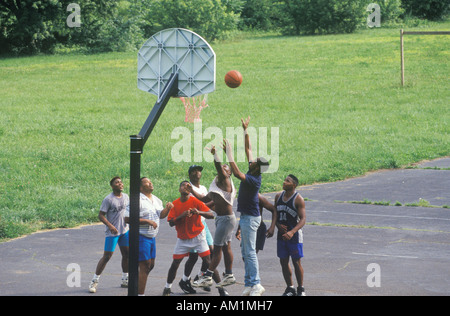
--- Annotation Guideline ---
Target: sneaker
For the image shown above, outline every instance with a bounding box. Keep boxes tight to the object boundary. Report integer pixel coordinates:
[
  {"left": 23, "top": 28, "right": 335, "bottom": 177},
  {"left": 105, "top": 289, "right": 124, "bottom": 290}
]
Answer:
[
  {"left": 88, "top": 279, "right": 98, "bottom": 293},
  {"left": 121, "top": 277, "right": 128, "bottom": 288},
  {"left": 297, "top": 286, "right": 306, "bottom": 296},
  {"left": 242, "top": 286, "right": 252, "bottom": 296},
  {"left": 162, "top": 287, "right": 173, "bottom": 296},
  {"left": 249, "top": 284, "right": 265, "bottom": 296},
  {"left": 218, "top": 287, "right": 230, "bottom": 296},
  {"left": 192, "top": 274, "right": 213, "bottom": 288},
  {"left": 179, "top": 278, "right": 197, "bottom": 294},
  {"left": 282, "top": 287, "right": 297, "bottom": 296},
  {"left": 194, "top": 275, "right": 211, "bottom": 292},
  {"left": 218, "top": 273, "right": 236, "bottom": 287}
]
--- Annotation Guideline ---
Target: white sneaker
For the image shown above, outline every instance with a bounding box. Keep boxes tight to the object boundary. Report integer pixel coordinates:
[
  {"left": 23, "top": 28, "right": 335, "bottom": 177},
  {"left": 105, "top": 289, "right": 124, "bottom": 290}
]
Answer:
[
  {"left": 89, "top": 279, "right": 98, "bottom": 293},
  {"left": 249, "top": 284, "right": 265, "bottom": 296},
  {"left": 242, "top": 286, "right": 252, "bottom": 296},
  {"left": 218, "top": 274, "right": 236, "bottom": 287},
  {"left": 192, "top": 274, "right": 213, "bottom": 288}
]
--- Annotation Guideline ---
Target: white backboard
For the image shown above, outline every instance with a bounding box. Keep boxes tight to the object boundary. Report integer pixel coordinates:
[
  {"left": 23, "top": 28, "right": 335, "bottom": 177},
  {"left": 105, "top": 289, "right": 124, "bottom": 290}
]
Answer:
[{"left": 138, "top": 28, "right": 216, "bottom": 99}]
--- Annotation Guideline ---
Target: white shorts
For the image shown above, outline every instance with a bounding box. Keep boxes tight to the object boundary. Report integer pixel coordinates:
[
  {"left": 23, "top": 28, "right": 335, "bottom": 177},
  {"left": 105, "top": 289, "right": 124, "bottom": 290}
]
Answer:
[{"left": 173, "top": 230, "right": 211, "bottom": 260}]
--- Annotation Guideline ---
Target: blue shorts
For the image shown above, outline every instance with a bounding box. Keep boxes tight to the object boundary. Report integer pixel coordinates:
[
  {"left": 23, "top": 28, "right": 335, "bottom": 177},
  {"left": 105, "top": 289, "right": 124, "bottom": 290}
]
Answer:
[
  {"left": 139, "top": 235, "right": 156, "bottom": 262},
  {"left": 277, "top": 240, "right": 304, "bottom": 259},
  {"left": 104, "top": 231, "right": 129, "bottom": 252}
]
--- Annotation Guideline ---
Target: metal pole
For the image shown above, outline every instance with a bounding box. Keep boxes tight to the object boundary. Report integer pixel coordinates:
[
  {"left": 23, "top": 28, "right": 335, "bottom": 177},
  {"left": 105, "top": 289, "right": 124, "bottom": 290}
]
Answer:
[
  {"left": 127, "top": 72, "right": 179, "bottom": 296},
  {"left": 128, "top": 135, "right": 143, "bottom": 296}
]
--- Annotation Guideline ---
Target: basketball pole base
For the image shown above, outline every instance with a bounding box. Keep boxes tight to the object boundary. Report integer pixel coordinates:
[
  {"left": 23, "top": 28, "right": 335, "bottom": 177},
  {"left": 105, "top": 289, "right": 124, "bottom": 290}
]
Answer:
[{"left": 128, "top": 72, "right": 179, "bottom": 296}]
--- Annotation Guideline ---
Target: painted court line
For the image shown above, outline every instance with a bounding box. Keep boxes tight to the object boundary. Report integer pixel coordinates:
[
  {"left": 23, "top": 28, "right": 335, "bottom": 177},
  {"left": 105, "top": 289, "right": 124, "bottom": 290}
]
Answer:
[
  {"left": 309, "top": 210, "right": 450, "bottom": 222},
  {"left": 352, "top": 252, "right": 419, "bottom": 259}
]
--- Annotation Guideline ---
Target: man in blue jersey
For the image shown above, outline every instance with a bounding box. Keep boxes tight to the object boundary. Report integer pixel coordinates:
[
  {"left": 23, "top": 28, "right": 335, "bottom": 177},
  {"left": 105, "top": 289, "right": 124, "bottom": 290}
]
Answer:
[
  {"left": 275, "top": 174, "right": 306, "bottom": 296},
  {"left": 223, "top": 116, "right": 270, "bottom": 296}
]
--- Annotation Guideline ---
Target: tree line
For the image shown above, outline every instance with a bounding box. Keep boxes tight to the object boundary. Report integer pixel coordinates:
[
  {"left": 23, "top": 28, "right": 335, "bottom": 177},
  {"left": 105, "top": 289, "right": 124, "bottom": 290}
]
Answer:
[{"left": 0, "top": 0, "right": 448, "bottom": 56}]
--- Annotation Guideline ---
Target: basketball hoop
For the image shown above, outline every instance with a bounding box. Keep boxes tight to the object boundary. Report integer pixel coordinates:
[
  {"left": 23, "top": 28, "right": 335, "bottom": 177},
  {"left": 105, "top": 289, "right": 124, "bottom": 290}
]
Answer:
[
  {"left": 180, "top": 94, "right": 209, "bottom": 123},
  {"left": 130, "top": 28, "right": 216, "bottom": 296}
]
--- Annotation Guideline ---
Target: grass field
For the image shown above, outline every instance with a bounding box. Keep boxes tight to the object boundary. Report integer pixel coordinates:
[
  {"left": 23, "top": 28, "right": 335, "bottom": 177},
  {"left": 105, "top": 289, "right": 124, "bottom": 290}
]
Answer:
[{"left": 1, "top": 23, "right": 449, "bottom": 240}]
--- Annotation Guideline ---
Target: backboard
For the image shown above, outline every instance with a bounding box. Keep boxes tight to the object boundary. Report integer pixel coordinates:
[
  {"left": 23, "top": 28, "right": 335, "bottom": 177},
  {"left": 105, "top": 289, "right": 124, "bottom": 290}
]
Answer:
[{"left": 138, "top": 28, "right": 216, "bottom": 100}]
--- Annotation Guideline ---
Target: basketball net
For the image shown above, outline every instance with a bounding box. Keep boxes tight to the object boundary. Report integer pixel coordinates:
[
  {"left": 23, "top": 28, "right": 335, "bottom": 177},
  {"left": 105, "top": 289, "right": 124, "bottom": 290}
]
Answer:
[{"left": 180, "top": 94, "right": 209, "bottom": 123}]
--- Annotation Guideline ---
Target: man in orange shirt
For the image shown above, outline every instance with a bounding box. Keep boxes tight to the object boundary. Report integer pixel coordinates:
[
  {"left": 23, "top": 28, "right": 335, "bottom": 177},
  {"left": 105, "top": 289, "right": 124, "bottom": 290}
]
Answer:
[{"left": 163, "top": 181, "right": 220, "bottom": 296}]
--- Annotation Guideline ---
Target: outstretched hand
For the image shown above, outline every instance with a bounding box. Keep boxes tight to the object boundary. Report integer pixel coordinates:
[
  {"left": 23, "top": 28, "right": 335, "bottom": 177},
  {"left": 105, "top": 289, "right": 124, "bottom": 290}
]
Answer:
[
  {"left": 206, "top": 145, "right": 216, "bottom": 155},
  {"left": 222, "top": 139, "right": 232, "bottom": 153},
  {"left": 241, "top": 116, "right": 250, "bottom": 130}
]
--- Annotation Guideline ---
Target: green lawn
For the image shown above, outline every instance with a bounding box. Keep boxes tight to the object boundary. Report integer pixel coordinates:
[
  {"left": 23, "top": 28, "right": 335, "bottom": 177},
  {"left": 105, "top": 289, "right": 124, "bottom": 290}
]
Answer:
[{"left": 1, "top": 23, "right": 449, "bottom": 240}]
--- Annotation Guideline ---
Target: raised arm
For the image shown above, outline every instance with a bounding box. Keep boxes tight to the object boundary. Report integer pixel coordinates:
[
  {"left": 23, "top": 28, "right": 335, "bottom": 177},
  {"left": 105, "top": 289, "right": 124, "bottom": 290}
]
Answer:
[
  {"left": 223, "top": 138, "right": 246, "bottom": 181},
  {"left": 206, "top": 145, "right": 228, "bottom": 181},
  {"left": 186, "top": 183, "right": 212, "bottom": 203},
  {"left": 241, "top": 116, "right": 254, "bottom": 163}
]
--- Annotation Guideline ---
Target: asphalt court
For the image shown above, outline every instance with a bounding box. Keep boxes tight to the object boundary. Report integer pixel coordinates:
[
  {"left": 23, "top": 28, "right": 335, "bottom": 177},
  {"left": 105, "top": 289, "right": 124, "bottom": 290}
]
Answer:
[{"left": 0, "top": 158, "right": 449, "bottom": 296}]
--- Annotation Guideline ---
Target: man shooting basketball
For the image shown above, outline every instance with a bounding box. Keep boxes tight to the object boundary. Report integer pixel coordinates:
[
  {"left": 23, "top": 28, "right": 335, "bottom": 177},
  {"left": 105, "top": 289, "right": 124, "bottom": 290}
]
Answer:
[{"left": 223, "top": 116, "right": 269, "bottom": 296}]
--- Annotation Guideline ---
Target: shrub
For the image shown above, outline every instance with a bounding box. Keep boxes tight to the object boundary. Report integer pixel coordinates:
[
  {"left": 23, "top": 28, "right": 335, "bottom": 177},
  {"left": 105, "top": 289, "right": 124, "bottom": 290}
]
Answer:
[
  {"left": 402, "top": 0, "right": 449, "bottom": 20},
  {"left": 378, "top": 0, "right": 405, "bottom": 24},
  {"left": 144, "top": 0, "right": 240, "bottom": 41},
  {"left": 278, "top": 0, "right": 365, "bottom": 36}
]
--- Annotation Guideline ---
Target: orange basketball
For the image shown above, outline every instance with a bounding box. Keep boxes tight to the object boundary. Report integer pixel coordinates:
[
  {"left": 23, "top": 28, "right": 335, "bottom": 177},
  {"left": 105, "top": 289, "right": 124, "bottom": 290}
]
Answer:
[{"left": 225, "top": 70, "right": 243, "bottom": 88}]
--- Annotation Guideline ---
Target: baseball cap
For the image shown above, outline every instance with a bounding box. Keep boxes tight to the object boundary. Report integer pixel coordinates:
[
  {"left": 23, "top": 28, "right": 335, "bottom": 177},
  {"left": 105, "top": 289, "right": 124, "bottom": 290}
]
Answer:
[
  {"left": 188, "top": 165, "right": 203, "bottom": 175},
  {"left": 257, "top": 157, "right": 270, "bottom": 173}
]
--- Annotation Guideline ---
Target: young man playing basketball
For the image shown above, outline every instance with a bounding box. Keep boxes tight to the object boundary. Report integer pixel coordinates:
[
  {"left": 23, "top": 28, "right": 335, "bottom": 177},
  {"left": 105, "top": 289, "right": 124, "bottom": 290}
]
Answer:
[
  {"left": 224, "top": 116, "right": 269, "bottom": 296},
  {"left": 181, "top": 165, "right": 214, "bottom": 295},
  {"left": 189, "top": 145, "right": 237, "bottom": 293},
  {"left": 124, "top": 177, "right": 173, "bottom": 296},
  {"left": 163, "top": 181, "right": 220, "bottom": 296},
  {"left": 275, "top": 174, "right": 306, "bottom": 296},
  {"left": 89, "top": 177, "right": 129, "bottom": 293}
]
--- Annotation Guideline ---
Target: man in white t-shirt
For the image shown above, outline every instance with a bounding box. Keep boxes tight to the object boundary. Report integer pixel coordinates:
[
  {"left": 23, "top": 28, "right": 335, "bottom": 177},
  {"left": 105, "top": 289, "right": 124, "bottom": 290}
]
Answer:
[{"left": 125, "top": 177, "right": 173, "bottom": 296}]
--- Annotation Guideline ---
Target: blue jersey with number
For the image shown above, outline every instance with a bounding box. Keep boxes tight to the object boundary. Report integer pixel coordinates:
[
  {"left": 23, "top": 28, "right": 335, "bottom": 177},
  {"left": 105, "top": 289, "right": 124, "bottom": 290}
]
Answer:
[{"left": 276, "top": 191, "right": 303, "bottom": 243}]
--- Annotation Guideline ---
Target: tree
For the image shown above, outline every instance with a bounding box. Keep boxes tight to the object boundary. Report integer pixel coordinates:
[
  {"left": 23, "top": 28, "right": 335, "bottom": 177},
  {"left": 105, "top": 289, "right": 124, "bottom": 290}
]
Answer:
[
  {"left": 57, "top": 0, "right": 119, "bottom": 51},
  {"left": 0, "top": 0, "right": 120, "bottom": 55},
  {"left": 0, "top": 0, "right": 62, "bottom": 54},
  {"left": 143, "top": 0, "right": 240, "bottom": 41},
  {"left": 240, "top": 0, "right": 275, "bottom": 30},
  {"left": 402, "top": 0, "right": 449, "bottom": 21}
]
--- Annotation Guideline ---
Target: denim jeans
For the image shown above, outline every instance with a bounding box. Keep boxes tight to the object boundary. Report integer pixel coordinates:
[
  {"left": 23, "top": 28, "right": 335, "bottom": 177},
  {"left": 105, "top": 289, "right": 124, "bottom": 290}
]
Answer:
[{"left": 239, "top": 214, "right": 262, "bottom": 287}]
